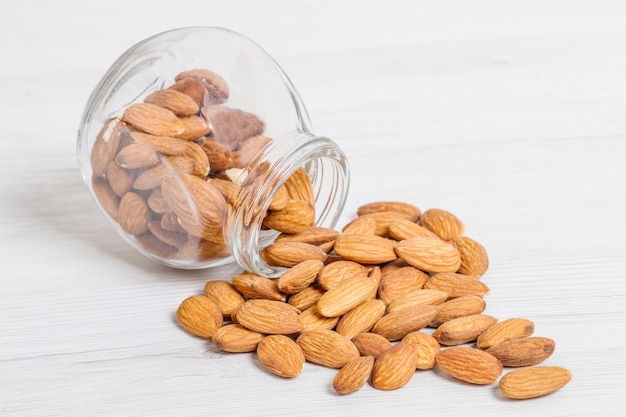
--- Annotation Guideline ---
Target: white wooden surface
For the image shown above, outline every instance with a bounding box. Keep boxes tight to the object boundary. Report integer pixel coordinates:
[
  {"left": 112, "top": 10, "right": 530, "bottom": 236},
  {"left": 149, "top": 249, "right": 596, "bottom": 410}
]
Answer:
[{"left": 1, "top": 1, "right": 625, "bottom": 416}]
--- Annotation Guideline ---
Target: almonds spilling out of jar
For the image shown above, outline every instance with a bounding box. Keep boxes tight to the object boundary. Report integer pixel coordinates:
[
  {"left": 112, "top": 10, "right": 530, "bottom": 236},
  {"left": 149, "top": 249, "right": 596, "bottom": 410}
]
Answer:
[
  {"left": 90, "top": 68, "right": 316, "bottom": 264},
  {"left": 176, "top": 201, "right": 571, "bottom": 399}
]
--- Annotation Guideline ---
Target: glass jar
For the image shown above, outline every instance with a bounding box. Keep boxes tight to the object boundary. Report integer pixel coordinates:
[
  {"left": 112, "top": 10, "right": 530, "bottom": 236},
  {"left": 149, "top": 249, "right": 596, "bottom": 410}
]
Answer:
[{"left": 77, "top": 27, "right": 349, "bottom": 277}]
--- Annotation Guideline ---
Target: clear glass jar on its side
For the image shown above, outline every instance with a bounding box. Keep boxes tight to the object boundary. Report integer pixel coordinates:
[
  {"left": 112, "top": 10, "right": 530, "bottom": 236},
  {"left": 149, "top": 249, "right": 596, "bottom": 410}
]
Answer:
[{"left": 77, "top": 27, "right": 349, "bottom": 277}]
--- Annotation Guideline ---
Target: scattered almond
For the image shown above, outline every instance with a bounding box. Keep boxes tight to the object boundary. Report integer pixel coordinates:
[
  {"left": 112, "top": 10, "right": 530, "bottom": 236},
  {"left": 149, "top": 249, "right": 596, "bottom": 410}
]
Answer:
[
  {"left": 257, "top": 335, "right": 305, "bottom": 378},
  {"left": 370, "top": 342, "right": 419, "bottom": 390},
  {"left": 436, "top": 346, "right": 503, "bottom": 384},
  {"left": 486, "top": 336, "right": 555, "bottom": 367},
  {"left": 297, "top": 329, "right": 360, "bottom": 368},
  {"left": 500, "top": 366, "right": 571, "bottom": 399},
  {"left": 333, "top": 355, "right": 375, "bottom": 395},
  {"left": 476, "top": 317, "right": 535, "bottom": 349}
]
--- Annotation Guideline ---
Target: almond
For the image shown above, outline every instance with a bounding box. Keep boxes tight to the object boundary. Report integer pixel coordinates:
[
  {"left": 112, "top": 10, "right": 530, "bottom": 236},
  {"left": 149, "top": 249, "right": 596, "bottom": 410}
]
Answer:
[
  {"left": 267, "top": 182, "right": 290, "bottom": 211},
  {"left": 231, "top": 272, "right": 286, "bottom": 301},
  {"left": 263, "top": 200, "right": 316, "bottom": 234},
  {"left": 203, "top": 280, "right": 245, "bottom": 316},
  {"left": 183, "top": 141, "right": 210, "bottom": 177},
  {"left": 260, "top": 241, "right": 328, "bottom": 268},
  {"left": 401, "top": 331, "right": 441, "bottom": 370},
  {"left": 114, "top": 141, "right": 160, "bottom": 169},
  {"left": 211, "top": 324, "right": 264, "bottom": 353},
  {"left": 500, "top": 366, "right": 571, "bottom": 399},
  {"left": 91, "top": 175, "right": 120, "bottom": 220},
  {"left": 357, "top": 201, "right": 421, "bottom": 222},
  {"left": 316, "top": 275, "right": 378, "bottom": 318},
  {"left": 235, "top": 299, "right": 303, "bottom": 335},
  {"left": 147, "top": 188, "right": 168, "bottom": 214},
  {"left": 297, "top": 329, "right": 359, "bottom": 368},
  {"left": 424, "top": 272, "right": 489, "bottom": 298},
  {"left": 371, "top": 305, "right": 438, "bottom": 341},
  {"left": 436, "top": 346, "right": 503, "bottom": 384},
  {"left": 287, "top": 285, "right": 325, "bottom": 311},
  {"left": 341, "top": 216, "right": 378, "bottom": 235},
  {"left": 175, "top": 68, "right": 230, "bottom": 102},
  {"left": 118, "top": 192, "right": 151, "bottom": 235},
  {"left": 233, "top": 134, "right": 271, "bottom": 166},
  {"left": 106, "top": 160, "right": 135, "bottom": 197},
  {"left": 299, "top": 304, "right": 340, "bottom": 332},
  {"left": 277, "top": 259, "right": 324, "bottom": 294},
  {"left": 257, "top": 335, "right": 305, "bottom": 378},
  {"left": 176, "top": 295, "right": 223, "bottom": 338},
  {"left": 395, "top": 237, "right": 461, "bottom": 273},
  {"left": 122, "top": 102, "right": 184, "bottom": 137},
  {"left": 317, "top": 260, "right": 369, "bottom": 291},
  {"left": 351, "top": 332, "right": 393, "bottom": 359},
  {"left": 486, "top": 337, "right": 555, "bottom": 367},
  {"left": 430, "top": 295, "right": 487, "bottom": 327},
  {"left": 432, "top": 314, "right": 498, "bottom": 346},
  {"left": 144, "top": 88, "right": 200, "bottom": 116},
  {"left": 336, "top": 299, "right": 386, "bottom": 339},
  {"left": 386, "top": 289, "right": 449, "bottom": 314},
  {"left": 91, "top": 118, "right": 127, "bottom": 176},
  {"left": 282, "top": 167, "right": 315, "bottom": 206},
  {"left": 201, "top": 139, "right": 233, "bottom": 173},
  {"left": 476, "top": 318, "right": 535, "bottom": 349},
  {"left": 333, "top": 355, "right": 375, "bottom": 395},
  {"left": 370, "top": 342, "right": 419, "bottom": 390},
  {"left": 147, "top": 220, "right": 186, "bottom": 248},
  {"left": 274, "top": 226, "right": 339, "bottom": 245},
  {"left": 169, "top": 77, "right": 211, "bottom": 106},
  {"left": 377, "top": 266, "right": 430, "bottom": 305},
  {"left": 388, "top": 218, "right": 439, "bottom": 241},
  {"left": 334, "top": 234, "right": 398, "bottom": 265},
  {"left": 419, "top": 208, "right": 464, "bottom": 241},
  {"left": 177, "top": 115, "right": 212, "bottom": 141},
  {"left": 451, "top": 235, "right": 489, "bottom": 277}
]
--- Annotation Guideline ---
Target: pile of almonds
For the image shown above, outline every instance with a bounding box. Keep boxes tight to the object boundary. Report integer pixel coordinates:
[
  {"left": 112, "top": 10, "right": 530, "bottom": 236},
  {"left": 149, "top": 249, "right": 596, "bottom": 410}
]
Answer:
[
  {"left": 89, "top": 68, "right": 315, "bottom": 264},
  {"left": 176, "top": 196, "right": 571, "bottom": 399}
]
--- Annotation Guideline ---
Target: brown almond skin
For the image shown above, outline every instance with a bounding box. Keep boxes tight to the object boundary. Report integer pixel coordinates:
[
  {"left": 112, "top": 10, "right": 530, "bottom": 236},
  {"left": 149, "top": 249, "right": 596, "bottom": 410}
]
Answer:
[
  {"left": 317, "top": 275, "right": 378, "bottom": 318},
  {"left": 299, "top": 305, "right": 340, "bottom": 332},
  {"left": 118, "top": 192, "right": 151, "bottom": 235},
  {"left": 212, "top": 324, "right": 264, "bottom": 353},
  {"left": 278, "top": 259, "right": 324, "bottom": 294},
  {"left": 352, "top": 333, "right": 393, "bottom": 359},
  {"left": 377, "top": 266, "right": 430, "bottom": 305},
  {"left": 402, "top": 331, "right": 441, "bottom": 370},
  {"left": 257, "top": 335, "right": 305, "bottom": 378},
  {"left": 371, "top": 305, "right": 438, "bottom": 341},
  {"left": 476, "top": 317, "right": 535, "bottom": 349},
  {"left": 451, "top": 235, "right": 489, "bottom": 277},
  {"left": 342, "top": 216, "right": 378, "bottom": 235},
  {"left": 91, "top": 118, "right": 126, "bottom": 176},
  {"left": 336, "top": 299, "right": 386, "bottom": 339},
  {"left": 334, "top": 234, "right": 398, "bottom": 265},
  {"left": 395, "top": 237, "right": 461, "bottom": 273},
  {"left": 317, "top": 260, "right": 369, "bottom": 291},
  {"left": 419, "top": 208, "right": 464, "bottom": 241},
  {"left": 370, "top": 342, "right": 419, "bottom": 390},
  {"left": 486, "top": 337, "right": 555, "bottom": 367},
  {"left": 122, "top": 102, "right": 184, "bottom": 137},
  {"left": 424, "top": 272, "right": 489, "bottom": 298},
  {"left": 297, "top": 329, "right": 360, "bottom": 368},
  {"left": 386, "top": 289, "right": 449, "bottom": 314},
  {"left": 203, "top": 280, "right": 245, "bottom": 316},
  {"left": 236, "top": 299, "right": 303, "bottom": 335},
  {"left": 430, "top": 295, "right": 487, "bottom": 328},
  {"left": 333, "top": 356, "right": 375, "bottom": 395},
  {"left": 500, "top": 366, "right": 571, "bottom": 399},
  {"left": 288, "top": 285, "right": 325, "bottom": 311},
  {"left": 388, "top": 218, "right": 439, "bottom": 241},
  {"left": 260, "top": 241, "right": 327, "bottom": 268},
  {"left": 176, "top": 295, "right": 223, "bottom": 338},
  {"left": 231, "top": 272, "right": 286, "bottom": 302},
  {"left": 263, "top": 201, "right": 316, "bottom": 234},
  {"left": 356, "top": 211, "right": 413, "bottom": 237},
  {"left": 274, "top": 226, "right": 339, "bottom": 245},
  {"left": 357, "top": 201, "right": 421, "bottom": 222},
  {"left": 432, "top": 314, "right": 498, "bottom": 346},
  {"left": 436, "top": 346, "right": 503, "bottom": 384},
  {"left": 92, "top": 175, "right": 120, "bottom": 221}
]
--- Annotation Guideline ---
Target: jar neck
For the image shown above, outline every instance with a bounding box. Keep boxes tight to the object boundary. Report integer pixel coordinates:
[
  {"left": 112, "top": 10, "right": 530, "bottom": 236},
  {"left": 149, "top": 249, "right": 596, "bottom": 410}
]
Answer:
[{"left": 227, "top": 132, "right": 349, "bottom": 277}]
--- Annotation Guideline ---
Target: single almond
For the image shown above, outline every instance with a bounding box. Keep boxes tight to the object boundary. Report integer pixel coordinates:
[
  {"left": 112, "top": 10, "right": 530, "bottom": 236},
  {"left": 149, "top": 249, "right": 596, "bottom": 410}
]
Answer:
[
  {"left": 424, "top": 272, "right": 489, "bottom": 298},
  {"left": 201, "top": 139, "right": 233, "bottom": 173},
  {"left": 370, "top": 342, "right": 419, "bottom": 390},
  {"left": 257, "top": 335, "right": 305, "bottom": 378},
  {"left": 388, "top": 218, "right": 439, "bottom": 241},
  {"left": 122, "top": 102, "right": 184, "bottom": 137},
  {"left": 106, "top": 160, "right": 135, "bottom": 197},
  {"left": 203, "top": 280, "right": 245, "bottom": 316},
  {"left": 336, "top": 299, "right": 386, "bottom": 339},
  {"left": 175, "top": 68, "right": 230, "bottom": 103},
  {"left": 211, "top": 324, "right": 264, "bottom": 353},
  {"left": 183, "top": 141, "right": 210, "bottom": 177},
  {"left": 371, "top": 305, "right": 438, "bottom": 341},
  {"left": 274, "top": 226, "right": 339, "bottom": 245},
  {"left": 377, "top": 266, "right": 430, "bottom": 305},
  {"left": 451, "top": 235, "right": 489, "bottom": 277},
  {"left": 432, "top": 314, "right": 498, "bottom": 346},
  {"left": 282, "top": 167, "right": 315, "bottom": 206},
  {"left": 476, "top": 318, "right": 535, "bottom": 349},
  {"left": 235, "top": 299, "right": 303, "bottom": 335},
  {"left": 317, "top": 260, "right": 369, "bottom": 291},
  {"left": 430, "top": 295, "right": 487, "bottom": 327},
  {"left": 299, "top": 304, "right": 340, "bottom": 332},
  {"left": 129, "top": 131, "right": 188, "bottom": 156},
  {"left": 277, "top": 259, "right": 324, "bottom": 294},
  {"left": 91, "top": 118, "right": 127, "bottom": 176},
  {"left": 92, "top": 175, "right": 120, "bottom": 220},
  {"left": 486, "top": 337, "right": 555, "bottom": 367},
  {"left": 379, "top": 258, "right": 411, "bottom": 276},
  {"left": 401, "top": 331, "right": 441, "bottom": 370},
  {"left": 176, "top": 115, "right": 212, "bottom": 141},
  {"left": 260, "top": 241, "right": 327, "bottom": 268},
  {"left": 147, "top": 188, "right": 168, "bottom": 214},
  {"left": 287, "top": 285, "right": 325, "bottom": 311},
  {"left": 436, "top": 346, "right": 503, "bottom": 384},
  {"left": 263, "top": 200, "right": 316, "bottom": 234},
  {"left": 297, "top": 329, "right": 360, "bottom": 368},
  {"left": 500, "top": 366, "right": 571, "bottom": 399},
  {"left": 352, "top": 332, "right": 393, "bottom": 359},
  {"left": 334, "top": 234, "right": 398, "bottom": 265},
  {"left": 419, "top": 208, "right": 464, "bottom": 241},
  {"left": 176, "top": 295, "right": 223, "bottom": 338},
  {"left": 144, "top": 88, "right": 200, "bottom": 116},
  {"left": 395, "top": 237, "right": 461, "bottom": 273},
  {"left": 114, "top": 141, "right": 160, "bottom": 169},
  {"left": 341, "top": 215, "right": 378, "bottom": 235},
  {"left": 118, "top": 192, "right": 151, "bottom": 235},
  {"left": 231, "top": 272, "right": 286, "bottom": 301},
  {"left": 316, "top": 275, "right": 378, "bottom": 318},
  {"left": 333, "top": 356, "right": 375, "bottom": 395},
  {"left": 386, "top": 289, "right": 449, "bottom": 314},
  {"left": 357, "top": 201, "right": 421, "bottom": 222}
]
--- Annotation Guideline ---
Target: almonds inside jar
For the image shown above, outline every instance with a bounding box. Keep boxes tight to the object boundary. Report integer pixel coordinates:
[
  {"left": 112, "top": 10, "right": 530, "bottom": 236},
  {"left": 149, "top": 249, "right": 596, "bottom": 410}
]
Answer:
[{"left": 89, "top": 68, "right": 317, "bottom": 265}]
